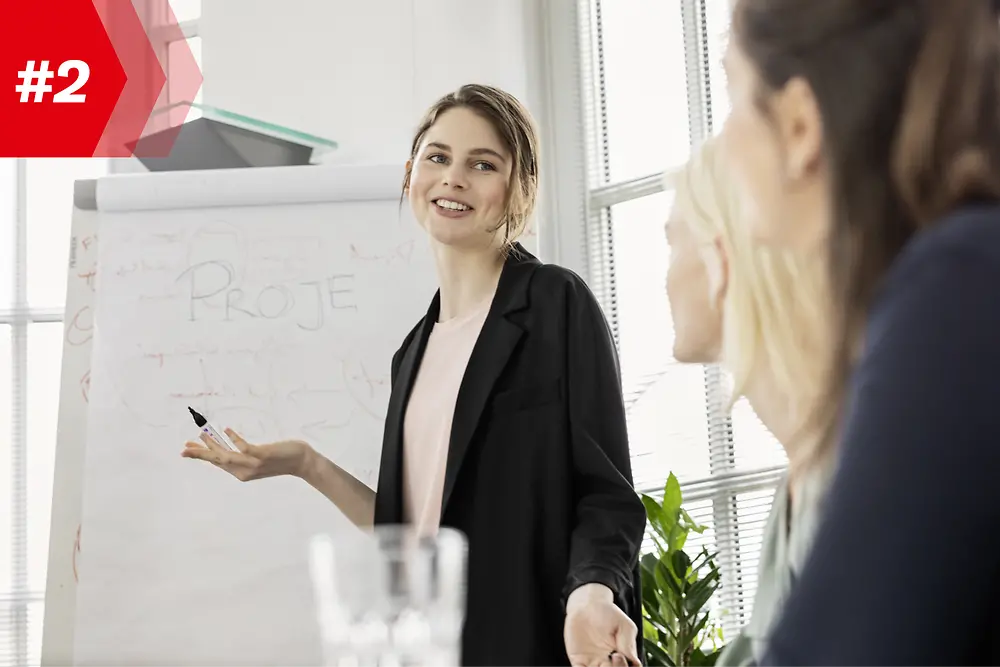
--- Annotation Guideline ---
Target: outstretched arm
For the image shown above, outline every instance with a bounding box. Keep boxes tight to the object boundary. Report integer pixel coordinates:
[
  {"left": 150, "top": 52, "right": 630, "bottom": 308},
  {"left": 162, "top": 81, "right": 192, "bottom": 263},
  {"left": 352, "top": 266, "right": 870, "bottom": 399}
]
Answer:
[{"left": 300, "top": 448, "right": 376, "bottom": 528}]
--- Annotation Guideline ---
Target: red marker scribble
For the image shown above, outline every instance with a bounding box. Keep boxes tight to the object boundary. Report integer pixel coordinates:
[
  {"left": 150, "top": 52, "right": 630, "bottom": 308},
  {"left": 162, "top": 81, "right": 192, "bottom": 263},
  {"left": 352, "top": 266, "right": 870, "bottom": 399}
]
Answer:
[
  {"left": 77, "top": 268, "right": 97, "bottom": 291},
  {"left": 80, "top": 370, "right": 91, "bottom": 403},
  {"left": 144, "top": 352, "right": 165, "bottom": 368},
  {"left": 66, "top": 306, "right": 94, "bottom": 346},
  {"left": 72, "top": 524, "right": 82, "bottom": 583},
  {"left": 81, "top": 235, "right": 97, "bottom": 251},
  {"left": 169, "top": 390, "right": 222, "bottom": 399}
]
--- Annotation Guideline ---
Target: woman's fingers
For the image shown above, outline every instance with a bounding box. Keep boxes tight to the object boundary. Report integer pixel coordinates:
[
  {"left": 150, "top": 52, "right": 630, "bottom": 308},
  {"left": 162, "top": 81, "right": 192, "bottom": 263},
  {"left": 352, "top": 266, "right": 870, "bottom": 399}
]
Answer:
[
  {"left": 181, "top": 446, "right": 220, "bottom": 463},
  {"left": 224, "top": 428, "right": 254, "bottom": 455},
  {"left": 199, "top": 432, "right": 227, "bottom": 453},
  {"left": 182, "top": 444, "right": 259, "bottom": 477}
]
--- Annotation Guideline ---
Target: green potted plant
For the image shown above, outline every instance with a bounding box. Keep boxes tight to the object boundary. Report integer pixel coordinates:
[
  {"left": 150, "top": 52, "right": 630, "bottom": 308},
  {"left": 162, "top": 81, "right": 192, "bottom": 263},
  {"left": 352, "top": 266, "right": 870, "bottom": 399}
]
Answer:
[{"left": 640, "top": 473, "right": 726, "bottom": 666}]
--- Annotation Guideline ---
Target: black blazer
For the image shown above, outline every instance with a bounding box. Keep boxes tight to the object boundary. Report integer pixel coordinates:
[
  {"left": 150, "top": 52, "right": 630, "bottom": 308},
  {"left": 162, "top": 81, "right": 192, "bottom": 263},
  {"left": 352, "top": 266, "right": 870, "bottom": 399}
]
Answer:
[{"left": 374, "top": 244, "right": 647, "bottom": 666}]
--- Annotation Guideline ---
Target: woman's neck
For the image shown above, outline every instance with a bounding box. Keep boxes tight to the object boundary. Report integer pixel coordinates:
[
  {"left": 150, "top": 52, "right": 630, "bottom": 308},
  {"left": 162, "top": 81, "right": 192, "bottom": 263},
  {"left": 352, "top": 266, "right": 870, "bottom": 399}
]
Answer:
[
  {"left": 741, "top": 366, "right": 818, "bottom": 481},
  {"left": 431, "top": 241, "right": 504, "bottom": 322}
]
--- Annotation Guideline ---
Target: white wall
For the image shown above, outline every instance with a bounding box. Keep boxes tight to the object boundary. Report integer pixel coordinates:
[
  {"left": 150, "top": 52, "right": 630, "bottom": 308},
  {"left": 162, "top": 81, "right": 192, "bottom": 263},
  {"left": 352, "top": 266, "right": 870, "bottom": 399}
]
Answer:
[
  {"left": 198, "top": 0, "right": 590, "bottom": 267},
  {"left": 201, "top": 0, "right": 539, "bottom": 165}
]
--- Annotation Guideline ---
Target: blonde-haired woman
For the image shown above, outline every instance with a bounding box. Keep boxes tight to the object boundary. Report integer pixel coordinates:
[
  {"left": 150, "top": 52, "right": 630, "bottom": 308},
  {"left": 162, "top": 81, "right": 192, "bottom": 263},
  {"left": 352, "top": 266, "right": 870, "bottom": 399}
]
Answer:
[{"left": 664, "top": 135, "right": 833, "bottom": 665}]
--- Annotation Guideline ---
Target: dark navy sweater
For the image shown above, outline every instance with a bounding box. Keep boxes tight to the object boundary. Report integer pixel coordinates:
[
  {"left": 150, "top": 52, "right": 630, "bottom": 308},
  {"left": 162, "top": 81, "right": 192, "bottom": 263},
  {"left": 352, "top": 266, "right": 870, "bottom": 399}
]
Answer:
[{"left": 762, "top": 204, "right": 1000, "bottom": 665}]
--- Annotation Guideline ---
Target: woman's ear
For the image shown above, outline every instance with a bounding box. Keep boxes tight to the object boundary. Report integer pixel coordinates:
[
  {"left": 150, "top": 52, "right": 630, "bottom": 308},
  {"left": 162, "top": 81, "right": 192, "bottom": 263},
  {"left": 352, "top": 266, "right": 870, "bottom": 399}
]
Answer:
[
  {"left": 403, "top": 159, "right": 413, "bottom": 194},
  {"left": 775, "top": 77, "right": 824, "bottom": 181}
]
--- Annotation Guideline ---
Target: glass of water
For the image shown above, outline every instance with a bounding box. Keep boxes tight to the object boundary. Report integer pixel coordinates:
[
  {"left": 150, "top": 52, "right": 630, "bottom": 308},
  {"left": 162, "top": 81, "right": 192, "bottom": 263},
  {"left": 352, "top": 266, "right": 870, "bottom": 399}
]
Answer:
[{"left": 309, "top": 525, "right": 468, "bottom": 667}]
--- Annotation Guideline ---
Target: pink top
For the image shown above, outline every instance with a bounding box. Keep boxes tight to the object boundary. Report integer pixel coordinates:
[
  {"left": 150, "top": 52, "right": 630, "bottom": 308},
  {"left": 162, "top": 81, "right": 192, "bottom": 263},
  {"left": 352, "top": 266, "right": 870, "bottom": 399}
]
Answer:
[{"left": 402, "top": 294, "right": 493, "bottom": 536}]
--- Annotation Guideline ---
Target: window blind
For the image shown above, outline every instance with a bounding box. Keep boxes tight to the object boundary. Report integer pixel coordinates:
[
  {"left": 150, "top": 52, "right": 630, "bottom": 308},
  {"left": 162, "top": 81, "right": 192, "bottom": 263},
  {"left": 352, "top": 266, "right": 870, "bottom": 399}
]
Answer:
[{"left": 573, "top": 0, "right": 789, "bottom": 641}]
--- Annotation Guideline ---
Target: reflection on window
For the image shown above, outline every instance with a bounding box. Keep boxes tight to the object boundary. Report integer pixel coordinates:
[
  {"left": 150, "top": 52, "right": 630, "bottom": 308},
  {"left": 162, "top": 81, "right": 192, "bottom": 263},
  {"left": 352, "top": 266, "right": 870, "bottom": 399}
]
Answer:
[{"left": 26, "top": 159, "right": 109, "bottom": 308}]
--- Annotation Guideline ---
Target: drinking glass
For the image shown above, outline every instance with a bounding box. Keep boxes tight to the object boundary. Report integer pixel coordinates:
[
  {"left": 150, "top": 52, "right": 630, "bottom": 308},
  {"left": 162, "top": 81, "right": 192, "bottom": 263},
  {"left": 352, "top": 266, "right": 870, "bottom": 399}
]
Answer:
[{"left": 309, "top": 525, "right": 468, "bottom": 666}]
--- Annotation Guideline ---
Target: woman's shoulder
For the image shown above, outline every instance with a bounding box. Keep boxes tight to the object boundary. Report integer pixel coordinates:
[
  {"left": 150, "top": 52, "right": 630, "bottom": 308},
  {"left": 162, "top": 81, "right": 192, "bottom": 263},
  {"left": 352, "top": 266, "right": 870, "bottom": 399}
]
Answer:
[
  {"left": 874, "top": 202, "right": 1000, "bottom": 324},
  {"left": 892, "top": 202, "right": 1000, "bottom": 281},
  {"left": 531, "top": 261, "right": 588, "bottom": 289},
  {"left": 528, "top": 262, "right": 602, "bottom": 306}
]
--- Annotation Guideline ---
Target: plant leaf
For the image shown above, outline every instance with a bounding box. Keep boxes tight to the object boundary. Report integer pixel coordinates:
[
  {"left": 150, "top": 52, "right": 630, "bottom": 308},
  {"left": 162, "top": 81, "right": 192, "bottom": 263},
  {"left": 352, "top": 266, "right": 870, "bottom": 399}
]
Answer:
[
  {"left": 662, "top": 473, "right": 683, "bottom": 514},
  {"left": 643, "top": 495, "right": 677, "bottom": 552},
  {"left": 680, "top": 507, "right": 708, "bottom": 534},
  {"left": 656, "top": 557, "right": 684, "bottom": 598},
  {"left": 688, "top": 611, "right": 713, "bottom": 644},
  {"left": 671, "top": 549, "right": 692, "bottom": 582},
  {"left": 644, "top": 638, "right": 674, "bottom": 667},
  {"left": 685, "top": 574, "right": 721, "bottom": 614},
  {"left": 643, "top": 617, "right": 659, "bottom": 642},
  {"left": 689, "top": 646, "right": 724, "bottom": 667}
]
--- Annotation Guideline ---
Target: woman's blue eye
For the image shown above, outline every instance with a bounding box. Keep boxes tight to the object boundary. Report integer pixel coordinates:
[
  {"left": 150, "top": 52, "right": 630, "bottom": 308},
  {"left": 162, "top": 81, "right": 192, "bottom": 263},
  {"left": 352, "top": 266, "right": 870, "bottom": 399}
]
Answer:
[{"left": 426, "top": 154, "right": 495, "bottom": 172}]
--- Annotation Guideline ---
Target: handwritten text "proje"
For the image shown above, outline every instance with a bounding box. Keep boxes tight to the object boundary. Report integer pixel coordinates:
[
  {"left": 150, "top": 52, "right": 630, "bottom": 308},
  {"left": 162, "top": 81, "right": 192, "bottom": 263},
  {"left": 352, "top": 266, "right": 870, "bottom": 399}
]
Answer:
[{"left": 176, "top": 260, "right": 356, "bottom": 331}]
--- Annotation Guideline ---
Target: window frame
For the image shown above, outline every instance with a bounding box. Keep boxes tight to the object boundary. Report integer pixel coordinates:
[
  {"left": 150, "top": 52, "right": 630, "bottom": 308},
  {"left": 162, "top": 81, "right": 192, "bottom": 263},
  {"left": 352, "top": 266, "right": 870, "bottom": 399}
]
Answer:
[{"left": 546, "top": 0, "right": 788, "bottom": 639}]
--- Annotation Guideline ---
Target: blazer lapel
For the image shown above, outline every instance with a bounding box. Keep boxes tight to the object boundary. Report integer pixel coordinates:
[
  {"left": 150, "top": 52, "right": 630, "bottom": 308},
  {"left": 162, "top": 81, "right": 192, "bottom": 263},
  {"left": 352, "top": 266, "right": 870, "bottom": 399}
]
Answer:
[
  {"left": 440, "top": 245, "right": 536, "bottom": 516},
  {"left": 375, "top": 293, "right": 438, "bottom": 524}
]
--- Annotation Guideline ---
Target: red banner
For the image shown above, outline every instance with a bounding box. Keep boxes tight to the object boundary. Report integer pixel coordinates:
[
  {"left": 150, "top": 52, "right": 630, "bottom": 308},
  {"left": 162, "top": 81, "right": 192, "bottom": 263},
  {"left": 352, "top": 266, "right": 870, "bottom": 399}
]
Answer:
[{"left": 0, "top": 0, "right": 203, "bottom": 157}]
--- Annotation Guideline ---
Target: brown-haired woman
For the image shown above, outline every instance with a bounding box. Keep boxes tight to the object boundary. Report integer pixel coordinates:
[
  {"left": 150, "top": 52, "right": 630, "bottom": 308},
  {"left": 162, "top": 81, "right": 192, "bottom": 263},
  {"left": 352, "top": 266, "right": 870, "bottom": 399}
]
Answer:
[
  {"left": 182, "top": 84, "right": 646, "bottom": 667},
  {"left": 717, "top": 0, "right": 1000, "bottom": 663}
]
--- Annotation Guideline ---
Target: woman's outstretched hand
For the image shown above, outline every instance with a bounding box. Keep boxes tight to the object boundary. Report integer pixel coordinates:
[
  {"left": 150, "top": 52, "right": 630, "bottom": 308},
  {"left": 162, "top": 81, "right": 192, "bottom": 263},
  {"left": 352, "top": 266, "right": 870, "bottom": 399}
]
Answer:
[{"left": 182, "top": 429, "right": 313, "bottom": 481}]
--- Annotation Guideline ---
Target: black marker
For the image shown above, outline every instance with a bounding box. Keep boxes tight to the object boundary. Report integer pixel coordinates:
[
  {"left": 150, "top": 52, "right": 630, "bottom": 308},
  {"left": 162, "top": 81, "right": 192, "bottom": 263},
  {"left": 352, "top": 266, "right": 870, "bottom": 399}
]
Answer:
[{"left": 188, "top": 406, "right": 239, "bottom": 452}]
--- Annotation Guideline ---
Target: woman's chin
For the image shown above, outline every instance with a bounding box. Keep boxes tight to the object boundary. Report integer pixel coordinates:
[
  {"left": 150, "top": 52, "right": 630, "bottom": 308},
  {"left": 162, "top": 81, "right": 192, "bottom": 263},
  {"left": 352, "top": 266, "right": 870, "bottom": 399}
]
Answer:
[{"left": 424, "top": 219, "right": 496, "bottom": 250}]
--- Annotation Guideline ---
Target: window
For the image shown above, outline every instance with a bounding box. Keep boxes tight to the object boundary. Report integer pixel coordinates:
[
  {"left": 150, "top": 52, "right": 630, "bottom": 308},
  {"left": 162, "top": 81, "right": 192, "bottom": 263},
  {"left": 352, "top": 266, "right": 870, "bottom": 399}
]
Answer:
[
  {"left": 572, "top": 0, "right": 785, "bottom": 639},
  {"left": 1, "top": 159, "right": 108, "bottom": 667},
  {"left": 1, "top": 4, "right": 203, "bottom": 664}
]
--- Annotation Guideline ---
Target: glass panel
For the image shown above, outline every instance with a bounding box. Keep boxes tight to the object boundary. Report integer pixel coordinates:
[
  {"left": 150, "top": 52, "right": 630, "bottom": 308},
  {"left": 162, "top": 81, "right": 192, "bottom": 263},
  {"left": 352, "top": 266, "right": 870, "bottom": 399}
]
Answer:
[
  {"left": 27, "top": 323, "right": 63, "bottom": 592},
  {"left": 26, "top": 159, "right": 108, "bottom": 309},
  {"left": 0, "top": 325, "right": 12, "bottom": 589},
  {"left": 609, "top": 192, "right": 713, "bottom": 489},
  {"left": 599, "top": 0, "right": 691, "bottom": 183},
  {"left": 0, "top": 160, "right": 14, "bottom": 308}
]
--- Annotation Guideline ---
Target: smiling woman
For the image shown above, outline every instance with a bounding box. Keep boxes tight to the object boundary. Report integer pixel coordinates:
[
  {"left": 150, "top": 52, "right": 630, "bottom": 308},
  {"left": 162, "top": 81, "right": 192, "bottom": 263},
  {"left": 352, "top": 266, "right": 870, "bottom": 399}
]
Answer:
[
  {"left": 181, "top": 84, "right": 647, "bottom": 667},
  {"left": 405, "top": 107, "right": 514, "bottom": 252},
  {"left": 402, "top": 86, "right": 538, "bottom": 258}
]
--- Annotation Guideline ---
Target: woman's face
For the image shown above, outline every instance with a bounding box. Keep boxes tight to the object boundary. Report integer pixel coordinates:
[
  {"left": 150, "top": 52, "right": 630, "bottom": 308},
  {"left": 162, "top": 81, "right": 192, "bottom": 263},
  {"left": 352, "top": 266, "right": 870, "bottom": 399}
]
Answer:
[
  {"left": 718, "top": 31, "right": 831, "bottom": 251},
  {"left": 665, "top": 211, "right": 727, "bottom": 364},
  {"left": 407, "top": 106, "right": 512, "bottom": 251}
]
